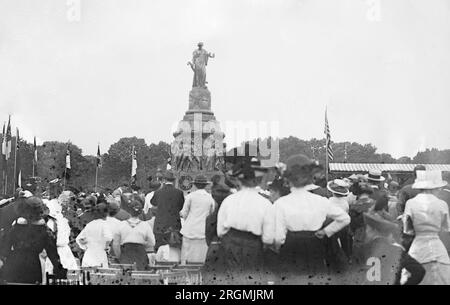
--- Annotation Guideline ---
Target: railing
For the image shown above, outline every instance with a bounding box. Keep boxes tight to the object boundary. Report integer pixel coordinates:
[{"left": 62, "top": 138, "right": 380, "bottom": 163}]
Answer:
[{"left": 44, "top": 262, "right": 203, "bottom": 285}]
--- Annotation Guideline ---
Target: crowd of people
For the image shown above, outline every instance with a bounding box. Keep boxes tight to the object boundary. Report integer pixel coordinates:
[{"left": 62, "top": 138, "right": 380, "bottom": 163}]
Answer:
[{"left": 0, "top": 154, "right": 449, "bottom": 285}]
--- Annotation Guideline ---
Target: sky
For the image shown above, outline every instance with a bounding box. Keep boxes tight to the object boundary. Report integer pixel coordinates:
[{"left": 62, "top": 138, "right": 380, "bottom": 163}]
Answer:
[{"left": 0, "top": 0, "right": 449, "bottom": 158}]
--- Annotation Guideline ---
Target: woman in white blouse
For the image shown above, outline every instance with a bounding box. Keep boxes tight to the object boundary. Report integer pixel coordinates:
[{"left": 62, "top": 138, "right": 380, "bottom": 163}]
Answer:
[
  {"left": 272, "top": 154, "right": 350, "bottom": 284},
  {"left": 113, "top": 194, "right": 155, "bottom": 270},
  {"left": 216, "top": 157, "right": 274, "bottom": 284},
  {"left": 403, "top": 170, "right": 450, "bottom": 284},
  {"left": 76, "top": 202, "right": 113, "bottom": 268}
]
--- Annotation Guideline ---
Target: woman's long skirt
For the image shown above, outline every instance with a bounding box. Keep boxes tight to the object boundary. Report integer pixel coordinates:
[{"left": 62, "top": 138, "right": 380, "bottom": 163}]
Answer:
[
  {"left": 277, "top": 231, "right": 330, "bottom": 284},
  {"left": 219, "top": 228, "right": 266, "bottom": 284},
  {"left": 119, "top": 243, "right": 149, "bottom": 270},
  {"left": 420, "top": 262, "right": 450, "bottom": 285},
  {"left": 181, "top": 237, "right": 208, "bottom": 264},
  {"left": 202, "top": 242, "right": 228, "bottom": 285}
]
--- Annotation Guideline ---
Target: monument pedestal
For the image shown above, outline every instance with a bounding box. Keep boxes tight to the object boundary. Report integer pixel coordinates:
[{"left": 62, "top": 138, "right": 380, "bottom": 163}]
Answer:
[{"left": 171, "top": 87, "right": 225, "bottom": 192}]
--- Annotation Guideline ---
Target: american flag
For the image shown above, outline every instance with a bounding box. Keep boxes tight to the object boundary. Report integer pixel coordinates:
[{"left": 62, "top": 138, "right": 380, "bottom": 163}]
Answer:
[{"left": 324, "top": 108, "right": 334, "bottom": 161}]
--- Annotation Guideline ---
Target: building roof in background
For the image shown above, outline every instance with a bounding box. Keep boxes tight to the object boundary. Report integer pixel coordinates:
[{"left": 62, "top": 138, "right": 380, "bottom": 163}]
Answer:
[{"left": 330, "top": 163, "right": 450, "bottom": 173}]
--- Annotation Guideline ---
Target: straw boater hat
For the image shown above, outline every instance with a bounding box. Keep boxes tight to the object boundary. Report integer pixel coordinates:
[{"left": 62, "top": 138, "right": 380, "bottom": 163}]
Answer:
[
  {"left": 365, "top": 169, "right": 386, "bottom": 182},
  {"left": 412, "top": 170, "right": 448, "bottom": 190},
  {"left": 327, "top": 179, "right": 350, "bottom": 196}
]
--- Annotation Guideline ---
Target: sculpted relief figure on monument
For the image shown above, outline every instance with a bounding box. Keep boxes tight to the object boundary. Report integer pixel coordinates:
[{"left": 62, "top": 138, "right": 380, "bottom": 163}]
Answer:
[{"left": 187, "top": 42, "right": 215, "bottom": 89}]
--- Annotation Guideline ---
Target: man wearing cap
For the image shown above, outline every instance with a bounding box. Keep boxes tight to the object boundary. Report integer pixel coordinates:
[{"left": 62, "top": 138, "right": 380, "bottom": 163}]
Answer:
[
  {"left": 349, "top": 212, "right": 425, "bottom": 285},
  {"left": 151, "top": 171, "right": 185, "bottom": 251},
  {"left": 179, "top": 175, "right": 215, "bottom": 264},
  {"left": 398, "top": 165, "right": 426, "bottom": 214}
]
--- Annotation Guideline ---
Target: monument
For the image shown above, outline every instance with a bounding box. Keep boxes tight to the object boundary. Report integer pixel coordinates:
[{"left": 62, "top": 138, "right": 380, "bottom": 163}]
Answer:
[{"left": 170, "top": 42, "right": 226, "bottom": 192}]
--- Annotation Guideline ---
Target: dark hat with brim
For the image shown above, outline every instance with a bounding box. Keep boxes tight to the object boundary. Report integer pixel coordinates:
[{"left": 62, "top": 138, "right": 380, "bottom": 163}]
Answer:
[
  {"left": 363, "top": 212, "right": 399, "bottom": 236},
  {"left": 284, "top": 154, "right": 322, "bottom": 184},
  {"left": 194, "top": 175, "right": 210, "bottom": 185},
  {"left": 230, "top": 157, "right": 268, "bottom": 179}
]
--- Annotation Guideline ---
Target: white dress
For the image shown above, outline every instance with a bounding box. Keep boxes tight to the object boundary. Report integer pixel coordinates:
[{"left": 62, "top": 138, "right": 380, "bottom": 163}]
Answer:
[
  {"left": 45, "top": 216, "right": 78, "bottom": 272},
  {"left": 404, "top": 193, "right": 450, "bottom": 285},
  {"left": 76, "top": 219, "right": 113, "bottom": 268}
]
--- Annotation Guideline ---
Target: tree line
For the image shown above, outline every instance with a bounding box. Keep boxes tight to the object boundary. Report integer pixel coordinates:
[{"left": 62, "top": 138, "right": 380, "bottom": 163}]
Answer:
[{"left": 1, "top": 135, "right": 449, "bottom": 195}]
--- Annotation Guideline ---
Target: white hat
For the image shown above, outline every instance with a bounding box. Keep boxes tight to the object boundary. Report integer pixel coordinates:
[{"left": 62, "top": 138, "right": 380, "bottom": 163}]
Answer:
[
  {"left": 412, "top": 170, "right": 448, "bottom": 190},
  {"left": 19, "top": 190, "right": 33, "bottom": 198},
  {"left": 327, "top": 179, "right": 350, "bottom": 196},
  {"left": 365, "top": 169, "right": 386, "bottom": 182}
]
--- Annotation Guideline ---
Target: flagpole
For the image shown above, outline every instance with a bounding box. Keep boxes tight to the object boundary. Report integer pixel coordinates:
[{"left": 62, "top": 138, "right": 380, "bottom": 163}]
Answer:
[
  {"left": 63, "top": 166, "right": 67, "bottom": 191},
  {"left": 95, "top": 165, "right": 98, "bottom": 193},
  {"left": 13, "top": 134, "right": 17, "bottom": 192}
]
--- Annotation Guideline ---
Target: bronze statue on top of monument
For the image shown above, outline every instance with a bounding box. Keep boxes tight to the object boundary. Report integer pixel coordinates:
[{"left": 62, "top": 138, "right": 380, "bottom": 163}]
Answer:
[{"left": 187, "top": 42, "right": 215, "bottom": 89}]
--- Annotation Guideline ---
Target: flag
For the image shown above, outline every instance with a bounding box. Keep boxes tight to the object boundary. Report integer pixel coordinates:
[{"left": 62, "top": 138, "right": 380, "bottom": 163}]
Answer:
[
  {"left": 15, "top": 128, "right": 21, "bottom": 190},
  {"left": 5, "top": 116, "right": 12, "bottom": 160},
  {"left": 166, "top": 156, "right": 172, "bottom": 170},
  {"left": 17, "top": 170, "right": 21, "bottom": 188},
  {"left": 96, "top": 144, "right": 102, "bottom": 168},
  {"left": 16, "top": 128, "right": 19, "bottom": 150},
  {"left": 131, "top": 146, "right": 137, "bottom": 180},
  {"left": 64, "top": 145, "right": 71, "bottom": 180},
  {"left": 66, "top": 146, "right": 71, "bottom": 169},
  {"left": 324, "top": 108, "right": 334, "bottom": 161},
  {"left": 33, "top": 136, "right": 38, "bottom": 163}
]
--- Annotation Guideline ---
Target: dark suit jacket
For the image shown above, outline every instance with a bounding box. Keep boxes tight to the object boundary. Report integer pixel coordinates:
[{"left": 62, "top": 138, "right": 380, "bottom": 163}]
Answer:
[
  {"left": 151, "top": 184, "right": 184, "bottom": 234},
  {"left": 398, "top": 184, "right": 421, "bottom": 213}
]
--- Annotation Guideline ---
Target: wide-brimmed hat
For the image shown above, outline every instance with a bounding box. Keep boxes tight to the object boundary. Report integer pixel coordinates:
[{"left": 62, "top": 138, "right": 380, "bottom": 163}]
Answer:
[
  {"left": 412, "top": 170, "right": 448, "bottom": 190},
  {"left": 194, "top": 175, "right": 210, "bottom": 185},
  {"left": 197, "top": 42, "right": 204, "bottom": 47},
  {"left": 18, "top": 196, "right": 45, "bottom": 221},
  {"left": 284, "top": 154, "right": 322, "bottom": 186},
  {"left": 230, "top": 157, "right": 268, "bottom": 180},
  {"left": 327, "top": 179, "right": 350, "bottom": 196},
  {"left": 365, "top": 169, "right": 386, "bottom": 182},
  {"left": 363, "top": 212, "right": 399, "bottom": 236}
]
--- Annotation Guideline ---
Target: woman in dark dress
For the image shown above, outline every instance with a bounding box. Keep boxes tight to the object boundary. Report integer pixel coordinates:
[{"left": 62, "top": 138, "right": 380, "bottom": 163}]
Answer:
[
  {"left": 0, "top": 197, "right": 66, "bottom": 284},
  {"left": 202, "top": 183, "right": 231, "bottom": 284}
]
